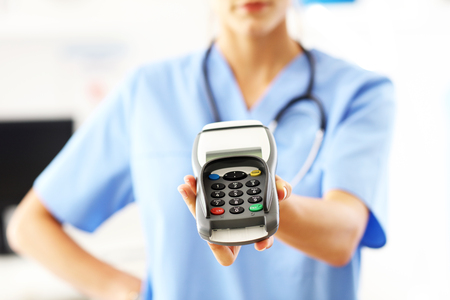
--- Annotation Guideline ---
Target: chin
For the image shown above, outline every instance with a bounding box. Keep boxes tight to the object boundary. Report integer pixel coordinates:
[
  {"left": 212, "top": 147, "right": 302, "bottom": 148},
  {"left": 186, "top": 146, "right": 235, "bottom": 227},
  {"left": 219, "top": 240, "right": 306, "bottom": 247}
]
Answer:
[{"left": 236, "top": 19, "right": 276, "bottom": 37}]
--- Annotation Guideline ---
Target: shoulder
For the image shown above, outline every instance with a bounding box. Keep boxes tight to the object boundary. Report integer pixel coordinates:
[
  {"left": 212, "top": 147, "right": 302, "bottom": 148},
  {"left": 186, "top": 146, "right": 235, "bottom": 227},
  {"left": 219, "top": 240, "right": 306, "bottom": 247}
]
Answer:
[
  {"left": 311, "top": 49, "right": 395, "bottom": 113},
  {"left": 312, "top": 49, "right": 393, "bottom": 90},
  {"left": 133, "top": 50, "right": 205, "bottom": 86},
  {"left": 115, "top": 49, "right": 205, "bottom": 109}
]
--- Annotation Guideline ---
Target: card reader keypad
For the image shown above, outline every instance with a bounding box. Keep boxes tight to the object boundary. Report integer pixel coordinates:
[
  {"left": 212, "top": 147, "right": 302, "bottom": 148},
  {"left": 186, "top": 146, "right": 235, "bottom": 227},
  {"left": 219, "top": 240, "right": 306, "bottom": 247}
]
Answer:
[
  {"left": 223, "top": 171, "right": 247, "bottom": 181},
  {"left": 211, "top": 183, "right": 225, "bottom": 190},
  {"left": 230, "top": 206, "right": 245, "bottom": 214},
  {"left": 207, "top": 169, "right": 264, "bottom": 217},
  {"left": 228, "top": 182, "right": 243, "bottom": 189},
  {"left": 211, "top": 199, "right": 225, "bottom": 207},
  {"left": 248, "top": 196, "right": 262, "bottom": 203},
  {"left": 245, "top": 179, "right": 260, "bottom": 187},
  {"left": 247, "top": 188, "right": 261, "bottom": 195},
  {"left": 211, "top": 191, "right": 225, "bottom": 198},
  {"left": 211, "top": 207, "right": 225, "bottom": 215},
  {"left": 229, "top": 190, "right": 243, "bottom": 197},
  {"left": 229, "top": 198, "right": 244, "bottom": 205}
]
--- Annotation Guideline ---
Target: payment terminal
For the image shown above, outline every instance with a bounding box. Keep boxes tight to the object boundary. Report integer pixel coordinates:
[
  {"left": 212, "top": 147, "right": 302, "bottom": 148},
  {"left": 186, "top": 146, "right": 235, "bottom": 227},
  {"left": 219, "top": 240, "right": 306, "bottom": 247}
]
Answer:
[{"left": 192, "top": 120, "right": 279, "bottom": 246}]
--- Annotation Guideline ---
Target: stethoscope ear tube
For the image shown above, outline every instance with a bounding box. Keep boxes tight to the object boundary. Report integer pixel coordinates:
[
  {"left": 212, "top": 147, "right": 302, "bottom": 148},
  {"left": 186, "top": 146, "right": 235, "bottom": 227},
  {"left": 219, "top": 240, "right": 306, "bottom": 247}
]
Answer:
[
  {"left": 202, "top": 42, "right": 221, "bottom": 123},
  {"left": 268, "top": 120, "right": 324, "bottom": 188},
  {"left": 268, "top": 120, "right": 278, "bottom": 133},
  {"left": 289, "top": 129, "right": 324, "bottom": 188}
]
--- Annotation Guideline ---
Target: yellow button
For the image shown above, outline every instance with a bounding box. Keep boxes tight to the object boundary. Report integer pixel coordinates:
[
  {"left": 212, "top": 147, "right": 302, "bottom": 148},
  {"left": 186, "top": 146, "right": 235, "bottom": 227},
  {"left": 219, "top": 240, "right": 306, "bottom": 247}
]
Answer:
[{"left": 250, "top": 170, "right": 261, "bottom": 177}]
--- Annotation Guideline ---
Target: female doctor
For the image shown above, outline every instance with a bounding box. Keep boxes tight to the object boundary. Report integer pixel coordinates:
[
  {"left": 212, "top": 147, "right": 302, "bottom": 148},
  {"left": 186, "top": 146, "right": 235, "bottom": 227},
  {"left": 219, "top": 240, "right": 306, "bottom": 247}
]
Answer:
[{"left": 7, "top": 1, "right": 395, "bottom": 300}]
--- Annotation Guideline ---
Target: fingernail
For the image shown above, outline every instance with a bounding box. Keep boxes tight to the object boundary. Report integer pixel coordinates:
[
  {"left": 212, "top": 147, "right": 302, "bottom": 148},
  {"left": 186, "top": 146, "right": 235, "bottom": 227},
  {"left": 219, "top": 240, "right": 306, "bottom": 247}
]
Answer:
[
  {"left": 184, "top": 177, "right": 189, "bottom": 184},
  {"left": 283, "top": 186, "right": 288, "bottom": 200},
  {"left": 178, "top": 187, "right": 187, "bottom": 199},
  {"left": 256, "top": 245, "right": 267, "bottom": 252}
]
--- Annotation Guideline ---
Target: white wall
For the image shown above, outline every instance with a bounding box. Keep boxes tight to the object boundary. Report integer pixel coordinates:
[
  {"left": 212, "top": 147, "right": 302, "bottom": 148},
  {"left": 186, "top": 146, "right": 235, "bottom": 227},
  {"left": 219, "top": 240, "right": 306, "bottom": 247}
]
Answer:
[
  {"left": 312, "top": 0, "right": 450, "bottom": 300},
  {"left": 297, "top": 1, "right": 450, "bottom": 299},
  {"left": 1, "top": 0, "right": 450, "bottom": 299},
  {"left": 0, "top": 0, "right": 210, "bottom": 125}
]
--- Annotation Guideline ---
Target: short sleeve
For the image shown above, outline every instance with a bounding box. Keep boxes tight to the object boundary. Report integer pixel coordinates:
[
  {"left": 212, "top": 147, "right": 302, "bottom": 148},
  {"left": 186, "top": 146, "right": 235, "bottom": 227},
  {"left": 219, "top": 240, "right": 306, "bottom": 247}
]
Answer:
[
  {"left": 34, "top": 71, "right": 137, "bottom": 232},
  {"left": 322, "top": 77, "right": 395, "bottom": 248}
]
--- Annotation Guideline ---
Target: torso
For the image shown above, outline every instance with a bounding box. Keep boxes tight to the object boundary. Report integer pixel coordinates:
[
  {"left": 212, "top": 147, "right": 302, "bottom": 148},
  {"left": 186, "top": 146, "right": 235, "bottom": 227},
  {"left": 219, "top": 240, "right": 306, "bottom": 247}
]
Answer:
[{"left": 123, "top": 46, "right": 392, "bottom": 299}]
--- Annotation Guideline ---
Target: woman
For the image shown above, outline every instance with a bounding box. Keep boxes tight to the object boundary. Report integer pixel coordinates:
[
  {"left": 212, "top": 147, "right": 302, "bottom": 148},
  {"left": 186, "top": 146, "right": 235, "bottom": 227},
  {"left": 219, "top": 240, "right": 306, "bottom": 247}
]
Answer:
[{"left": 7, "top": 1, "right": 395, "bottom": 299}]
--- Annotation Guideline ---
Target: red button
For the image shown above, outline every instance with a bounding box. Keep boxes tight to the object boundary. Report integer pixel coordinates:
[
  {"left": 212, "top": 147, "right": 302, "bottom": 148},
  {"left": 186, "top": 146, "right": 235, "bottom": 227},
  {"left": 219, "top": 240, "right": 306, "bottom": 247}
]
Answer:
[{"left": 211, "top": 208, "right": 224, "bottom": 215}]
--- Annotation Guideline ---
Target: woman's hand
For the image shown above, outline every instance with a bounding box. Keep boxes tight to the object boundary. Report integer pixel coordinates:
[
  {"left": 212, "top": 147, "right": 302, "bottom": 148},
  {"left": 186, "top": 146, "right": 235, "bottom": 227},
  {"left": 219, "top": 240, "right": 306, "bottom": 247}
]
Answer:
[
  {"left": 7, "top": 189, "right": 142, "bottom": 300},
  {"left": 178, "top": 175, "right": 291, "bottom": 266}
]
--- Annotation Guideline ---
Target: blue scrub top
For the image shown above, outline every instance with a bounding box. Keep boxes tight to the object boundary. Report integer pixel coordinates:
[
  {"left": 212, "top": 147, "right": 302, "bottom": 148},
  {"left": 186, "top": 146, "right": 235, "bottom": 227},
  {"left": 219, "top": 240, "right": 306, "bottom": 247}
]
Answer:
[{"left": 34, "top": 46, "right": 395, "bottom": 300}]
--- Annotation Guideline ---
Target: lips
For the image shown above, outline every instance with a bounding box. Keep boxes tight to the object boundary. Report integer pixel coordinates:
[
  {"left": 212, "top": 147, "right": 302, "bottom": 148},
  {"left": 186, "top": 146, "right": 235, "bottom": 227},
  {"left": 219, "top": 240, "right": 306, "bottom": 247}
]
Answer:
[{"left": 240, "top": 1, "right": 269, "bottom": 12}]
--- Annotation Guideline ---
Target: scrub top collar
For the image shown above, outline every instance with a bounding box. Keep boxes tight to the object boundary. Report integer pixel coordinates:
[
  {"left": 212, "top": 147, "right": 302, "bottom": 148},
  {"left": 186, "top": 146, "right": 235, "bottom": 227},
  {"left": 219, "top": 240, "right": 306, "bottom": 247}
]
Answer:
[{"left": 206, "top": 44, "right": 312, "bottom": 126}]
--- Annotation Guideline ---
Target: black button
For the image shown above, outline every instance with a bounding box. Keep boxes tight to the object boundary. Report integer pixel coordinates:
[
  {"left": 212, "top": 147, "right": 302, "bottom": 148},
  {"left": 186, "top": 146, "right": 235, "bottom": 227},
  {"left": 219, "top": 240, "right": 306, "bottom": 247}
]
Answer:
[
  {"left": 211, "top": 191, "right": 225, "bottom": 198},
  {"left": 210, "top": 199, "right": 225, "bottom": 207},
  {"left": 229, "top": 190, "right": 243, "bottom": 197},
  {"left": 211, "top": 183, "right": 225, "bottom": 190},
  {"left": 229, "top": 198, "right": 244, "bottom": 206},
  {"left": 223, "top": 171, "right": 247, "bottom": 181},
  {"left": 245, "top": 179, "right": 260, "bottom": 187},
  {"left": 228, "top": 182, "right": 243, "bottom": 189},
  {"left": 229, "top": 206, "right": 245, "bottom": 214},
  {"left": 248, "top": 196, "right": 262, "bottom": 203},
  {"left": 247, "top": 188, "right": 261, "bottom": 195}
]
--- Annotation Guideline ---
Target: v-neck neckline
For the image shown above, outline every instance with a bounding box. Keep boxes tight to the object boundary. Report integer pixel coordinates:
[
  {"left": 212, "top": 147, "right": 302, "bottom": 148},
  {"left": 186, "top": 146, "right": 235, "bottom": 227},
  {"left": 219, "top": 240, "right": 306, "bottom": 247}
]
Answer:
[{"left": 207, "top": 44, "right": 310, "bottom": 124}]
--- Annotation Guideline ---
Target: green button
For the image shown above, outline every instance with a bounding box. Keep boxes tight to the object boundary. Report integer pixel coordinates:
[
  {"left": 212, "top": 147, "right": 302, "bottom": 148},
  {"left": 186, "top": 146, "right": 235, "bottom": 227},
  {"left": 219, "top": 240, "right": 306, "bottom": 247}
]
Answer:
[{"left": 249, "top": 203, "right": 263, "bottom": 212}]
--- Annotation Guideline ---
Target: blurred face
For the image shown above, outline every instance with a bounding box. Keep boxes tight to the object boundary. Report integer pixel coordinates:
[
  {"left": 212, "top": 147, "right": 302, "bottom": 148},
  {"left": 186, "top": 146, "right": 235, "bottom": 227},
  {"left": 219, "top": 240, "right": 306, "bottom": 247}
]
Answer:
[{"left": 212, "top": 0, "right": 291, "bottom": 37}]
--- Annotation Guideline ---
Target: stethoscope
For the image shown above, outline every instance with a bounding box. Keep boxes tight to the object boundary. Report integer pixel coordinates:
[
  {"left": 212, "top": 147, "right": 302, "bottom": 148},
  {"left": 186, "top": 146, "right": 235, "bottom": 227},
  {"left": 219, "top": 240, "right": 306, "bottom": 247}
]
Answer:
[{"left": 202, "top": 42, "right": 327, "bottom": 188}]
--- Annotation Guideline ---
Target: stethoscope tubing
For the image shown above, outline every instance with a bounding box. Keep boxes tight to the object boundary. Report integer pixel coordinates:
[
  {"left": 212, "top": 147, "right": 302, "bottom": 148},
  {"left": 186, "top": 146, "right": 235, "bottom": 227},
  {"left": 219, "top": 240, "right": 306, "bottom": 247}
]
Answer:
[{"left": 202, "top": 41, "right": 327, "bottom": 187}]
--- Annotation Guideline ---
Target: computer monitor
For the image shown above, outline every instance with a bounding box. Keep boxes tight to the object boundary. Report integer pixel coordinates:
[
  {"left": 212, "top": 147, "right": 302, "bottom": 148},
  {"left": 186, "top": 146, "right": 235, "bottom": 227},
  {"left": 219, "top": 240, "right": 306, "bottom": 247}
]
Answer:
[{"left": 0, "top": 119, "right": 73, "bottom": 253}]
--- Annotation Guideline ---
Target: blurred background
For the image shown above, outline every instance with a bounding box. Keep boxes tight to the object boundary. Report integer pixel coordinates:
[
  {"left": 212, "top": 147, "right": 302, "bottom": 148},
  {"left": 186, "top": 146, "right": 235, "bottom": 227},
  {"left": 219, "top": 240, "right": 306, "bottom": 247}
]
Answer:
[{"left": 1, "top": 0, "right": 449, "bottom": 299}]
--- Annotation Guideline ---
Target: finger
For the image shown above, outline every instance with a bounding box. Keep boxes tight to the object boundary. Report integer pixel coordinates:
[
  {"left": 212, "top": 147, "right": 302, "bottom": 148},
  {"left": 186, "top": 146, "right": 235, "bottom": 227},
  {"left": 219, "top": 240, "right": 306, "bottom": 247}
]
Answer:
[
  {"left": 275, "top": 176, "right": 292, "bottom": 201},
  {"left": 254, "top": 236, "right": 274, "bottom": 251},
  {"left": 184, "top": 175, "right": 197, "bottom": 194},
  {"left": 208, "top": 243, "right": 241, "bottom": 266},
  {"left": 178, "top": 183, "right": 197, "bottom": 217}
]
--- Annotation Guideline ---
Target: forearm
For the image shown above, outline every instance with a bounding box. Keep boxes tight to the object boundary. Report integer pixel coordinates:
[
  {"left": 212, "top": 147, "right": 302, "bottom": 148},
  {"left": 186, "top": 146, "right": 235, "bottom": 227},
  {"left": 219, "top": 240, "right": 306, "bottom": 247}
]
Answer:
[
  {"left": 275, "top": 190, "right": 369, "bottom": 267},
  {"left": 7, "top": 189, "right": 141, "bottom": 300}
]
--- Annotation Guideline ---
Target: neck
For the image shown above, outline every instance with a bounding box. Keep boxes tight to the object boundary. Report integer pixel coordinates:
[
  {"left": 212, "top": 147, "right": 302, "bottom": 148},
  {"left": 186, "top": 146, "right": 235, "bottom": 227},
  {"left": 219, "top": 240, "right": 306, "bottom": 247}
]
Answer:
[
  {"left": 215, "top": 20, "right": 301, "bottom": 108},
  {"left": 216, "top": 20, "right": 301, "bottom": 83}
]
